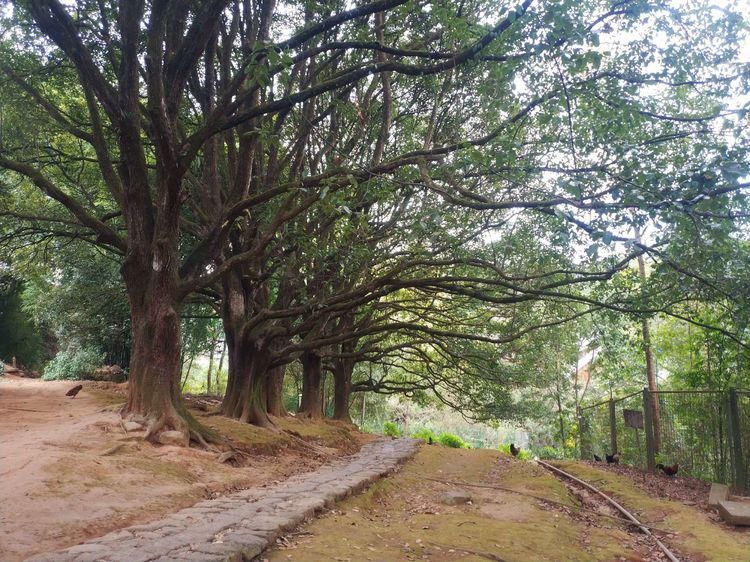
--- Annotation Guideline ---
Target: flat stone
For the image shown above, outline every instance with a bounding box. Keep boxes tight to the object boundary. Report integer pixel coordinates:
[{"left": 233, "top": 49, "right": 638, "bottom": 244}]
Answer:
[
  {"left": 709, "top": 483, "right": 729, "bottom": 508},
  {"left": 441, "top": 490, "right": 472, "bottom": 506},
  {"left": 717, "top": 500, "right": 750, "bottom": 526},
  {"left": 123, "top": 421, "right": 144, "bottom": 432},
  {"left": 66, "top": 544, "right": 108, "bottom": 554},
  {"left": 158, "top": 430, "right": 188, "bottom": 446}
]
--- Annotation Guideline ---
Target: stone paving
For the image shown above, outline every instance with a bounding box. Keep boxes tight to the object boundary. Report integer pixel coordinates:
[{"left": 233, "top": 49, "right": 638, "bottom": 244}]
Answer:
[{"left": 26, "top": 438, "right": 420, "bottom": 562}]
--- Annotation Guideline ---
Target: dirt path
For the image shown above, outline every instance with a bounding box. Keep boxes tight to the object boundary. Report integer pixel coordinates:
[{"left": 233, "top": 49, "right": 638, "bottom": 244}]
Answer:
[
  {"left": 26, "top": 439, "right": 419, "bottom": 561},
  {"left": 0, "top": 375, "right": 363, "bottom": 561}
]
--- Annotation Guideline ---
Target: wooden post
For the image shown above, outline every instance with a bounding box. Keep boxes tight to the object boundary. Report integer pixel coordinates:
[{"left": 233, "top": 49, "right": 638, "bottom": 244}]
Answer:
[
  {"left": 609, "top": 398, "right": 618, "bottom": 455},
  {"left": 727, "top": 388, "right": 747, "bottom": 493},
  {"left": 643, "top": 388, "right": 656, "bottom": 471}
]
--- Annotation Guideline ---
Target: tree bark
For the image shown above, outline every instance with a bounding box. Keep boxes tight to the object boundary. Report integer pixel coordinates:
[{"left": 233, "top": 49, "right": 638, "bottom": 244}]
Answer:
[
  {"left": 206, "top": 335, "right": 218, "bottom": 394},
  {"left": 221, "top": 328, "right": 274, "bottom": 428},
  {"left": 298, "top": 351, "right": 323, "bottom": 418},
  {"left": 332, "top": 359, "right": 354, "bottom": 423},
  {"left": 266, "top": 364, "right": 288, "bottom": 417},
  {"left": 121, "top": 262, "right": 208, "bottom": 445},
  {"left": 219, "top": 268, "right": 276, "bottom": 428},
  {"left": 637, "top": 249, "right": 661, "bottom": 452}
]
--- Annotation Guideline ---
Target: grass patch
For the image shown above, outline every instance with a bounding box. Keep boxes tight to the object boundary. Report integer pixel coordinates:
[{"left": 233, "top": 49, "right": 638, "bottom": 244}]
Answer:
[
  {"left": 265, "top": 447, "right": 646, "bottom": 562},
  {"left": 38, "top": 455, "right": 114, "bottom": 497},
  {"left": 276, "top": 416, "right": 360, "bottom": 451},
  {"left": 199, "top": 414, "right": 292, "bottom": 454},
  {"left": 122, "top": 455, "right": 200, "bottom": 484}
]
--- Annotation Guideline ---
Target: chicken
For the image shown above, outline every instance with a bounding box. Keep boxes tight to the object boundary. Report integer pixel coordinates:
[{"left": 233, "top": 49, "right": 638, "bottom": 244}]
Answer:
[
  {"left": 593, "top": 454, "right": 602, "bottom": 462},
  {"left": 605, "top": 453, "right": 620, "bottom": 464},
  {"left": 65, "top": 384, "right": 83, "bottom": 397},
  {"left": 656, "top": 463, "right": 679, "bottom": 476},
  {"left": 509, "top": 443, "right": 520, "bottom": 457}
]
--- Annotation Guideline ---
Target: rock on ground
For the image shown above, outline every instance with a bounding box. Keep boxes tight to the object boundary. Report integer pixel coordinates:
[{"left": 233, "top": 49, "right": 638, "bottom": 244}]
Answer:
[{"left": 441, "top": 490, "right": 472, "bottom": 505}]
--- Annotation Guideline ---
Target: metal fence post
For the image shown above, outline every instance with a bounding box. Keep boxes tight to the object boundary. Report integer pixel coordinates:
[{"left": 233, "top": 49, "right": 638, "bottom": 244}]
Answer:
[
  {"left": 609, "top": 398, "right": 618, "bottom": 455},
  {"left": 642, "top": 388, "right": 656, "bottom": 471},
  {"left": 727, "top": 388, "right": 747, "bottom": 493}
]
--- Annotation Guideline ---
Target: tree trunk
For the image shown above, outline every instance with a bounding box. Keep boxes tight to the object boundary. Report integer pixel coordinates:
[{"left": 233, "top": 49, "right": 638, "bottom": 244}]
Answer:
[
  {"left": 266, "top": 364, "right": 288, "bottom": 417},
  {"left": 221, "top": 330, "right": 275, "bottom": 428},
  {"left": 555, "top": 379, "right": 566, "bottom": 447},
  {"left": 121, "top": 267, "right": 207, "bottom": 446},
  {"left": 641, "top": 315, "right": 661, "bottom": 451},
  {"left": 219, "top": 268, "right": 275, "bottom": 428},
  {"left": 637, "top": 249, "right": 661, "bottom": 452},
  {"left": 298, "top": 351, "right": 323, "bottom": 419},
  {"left": 332, "top": 359, "right": 354, "bottom": 423},
  {"left": 206, "top": 335, "right": 217, "bottom": 394}
]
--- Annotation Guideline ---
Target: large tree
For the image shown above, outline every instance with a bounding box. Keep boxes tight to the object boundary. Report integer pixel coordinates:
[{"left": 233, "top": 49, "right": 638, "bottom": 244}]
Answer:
[{"left": 1, "top": 0, "right": 747, "bottom": 442}]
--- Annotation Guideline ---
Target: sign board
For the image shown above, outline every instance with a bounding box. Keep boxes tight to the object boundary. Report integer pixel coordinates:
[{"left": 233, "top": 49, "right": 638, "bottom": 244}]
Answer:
[{"left": 623, "top": 409, "right": 644, "bottom": 429}]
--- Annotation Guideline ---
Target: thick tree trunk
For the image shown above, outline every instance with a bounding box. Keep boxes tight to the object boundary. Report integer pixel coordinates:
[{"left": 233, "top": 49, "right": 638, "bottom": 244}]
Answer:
[
  {"left": 332, "top": 359, "right": 354, "bottom": 423},
  {"left": 266, "top": 364, "right": 288, "bottom": 417},
  {"left": 121, "top": 264, "right": 209, "bottom": 445},
  {"left": 298, "top": 351, "right": 323, "bottom": 419},
  {"left": 219, "top": 269, "right": 275, "bottom": 428},
  {"left": 221, "top": 331, "right": 274, "bottom": 428}
]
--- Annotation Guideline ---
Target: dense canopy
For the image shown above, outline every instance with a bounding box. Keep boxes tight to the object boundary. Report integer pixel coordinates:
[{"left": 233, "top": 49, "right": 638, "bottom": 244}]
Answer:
[{"left": 0, "top": 0, "right": 748, "bottom": 447}]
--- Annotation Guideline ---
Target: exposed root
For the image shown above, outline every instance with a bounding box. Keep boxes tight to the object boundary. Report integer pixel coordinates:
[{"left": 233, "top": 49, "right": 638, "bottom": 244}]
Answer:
[
  {"left": 143, "top": 414, "right": 173, "bottom": 443},
  {"left": 282, "top": 430, "right": 334, "bottom": 457},
  {"left": 123, "top": 397, "right": 222, "bottom": 450}
]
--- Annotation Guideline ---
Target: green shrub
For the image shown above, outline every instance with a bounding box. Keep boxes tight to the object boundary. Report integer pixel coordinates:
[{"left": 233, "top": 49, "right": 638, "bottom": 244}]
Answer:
[
  {"left": 437, "top": 433, "right": 467, "bottom": 448},
  {"left": 411, "top": 428, "right": 437, "bottom": 443},
  {"left": 383, "top": 421, "right": 401, "bottom": 437},
  {"left": 498, "top": 443, "right": 532, "bottom": 460},
  {"left": 42, "top": 346, "right": 104, "bottom": 381},
  {"left": 532, "top": 445, "right": 566, "bottom": 460}
]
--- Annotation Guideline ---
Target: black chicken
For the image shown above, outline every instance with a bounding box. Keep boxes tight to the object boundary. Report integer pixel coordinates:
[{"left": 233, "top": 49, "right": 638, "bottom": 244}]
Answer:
[
  {"left": 65, "top": 384, "right": 83, "bottom": 397},
  {"left": 593, "top": 454, "right": 602, "bottom": 462},
  {"left": 605, "top": 453, "right": 620, "bottom": 464},
  {"left": 656, "top": 463, "right": 679, "bottom": 476},
  {"left": 509, "top": 443, "right": 520, "bottom": 457}
]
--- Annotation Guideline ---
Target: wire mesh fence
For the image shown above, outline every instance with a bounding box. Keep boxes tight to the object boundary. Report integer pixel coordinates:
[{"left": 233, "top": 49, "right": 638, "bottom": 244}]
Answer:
[
  {"left": 654, "top": 391, "right": 730, "bottom": 484},
  {"left": 615, "top": 391, "right": 648, "bottom": 469},
  {"left": 580, "top": 388, "right": 749, "bottom": 493}
]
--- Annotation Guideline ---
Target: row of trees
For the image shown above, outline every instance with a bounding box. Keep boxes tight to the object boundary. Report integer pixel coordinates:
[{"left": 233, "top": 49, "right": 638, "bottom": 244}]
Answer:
[{"left": 1, "top": 0, "right": 748, "bottom": 445}]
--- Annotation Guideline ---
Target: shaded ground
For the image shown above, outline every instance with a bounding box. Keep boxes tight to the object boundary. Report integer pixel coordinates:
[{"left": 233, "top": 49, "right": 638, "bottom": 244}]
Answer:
[
  {"left": 551, "top": 461, "right": 750, "bottom": 561},
  {"left": 264, "top": 448, "right": 750, "bottom": 562},
  {"left": 265, "top": 447, "right": 663, "bottom": 562},
  {"left": 0, "top": 375, "right": 368, "bottom": 562},
  {"left": 576, "top": 461, "right": 711, "bottom": 511}
]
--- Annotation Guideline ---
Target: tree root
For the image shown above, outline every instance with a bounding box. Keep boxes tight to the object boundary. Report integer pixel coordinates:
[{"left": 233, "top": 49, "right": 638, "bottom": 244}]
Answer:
[{"left": 125, "top": 400, "right": 221, "bottom": 450}]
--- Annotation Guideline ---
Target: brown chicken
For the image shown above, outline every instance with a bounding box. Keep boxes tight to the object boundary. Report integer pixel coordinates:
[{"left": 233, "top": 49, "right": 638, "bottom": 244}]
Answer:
[
  {"left": 65, "top": 384, "right": 83, "bottom": 397},
  {"left": 605, "top": 453, "right": 620, "bottom": 464},
  {"left": 509, "top": 443, "right": 520, "bottom": 457},
  {"left": 656, "top": 463, "right": 679, "bottom": 476}
]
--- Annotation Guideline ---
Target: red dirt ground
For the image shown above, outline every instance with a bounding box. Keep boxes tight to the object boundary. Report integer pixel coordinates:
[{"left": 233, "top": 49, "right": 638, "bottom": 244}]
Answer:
[{"left": 0, "top": 375, "right": 366, "bottom": 561}]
